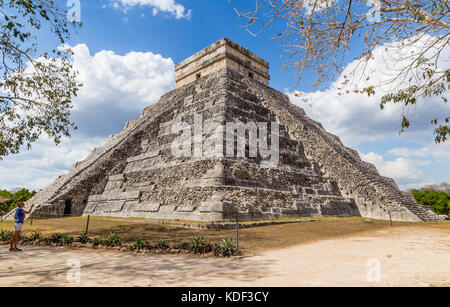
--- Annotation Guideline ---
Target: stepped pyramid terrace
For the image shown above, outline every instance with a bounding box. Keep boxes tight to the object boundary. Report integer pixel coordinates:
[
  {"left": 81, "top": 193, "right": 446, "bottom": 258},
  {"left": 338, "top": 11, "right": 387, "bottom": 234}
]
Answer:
[{"left": 6, "top": 38, "right": 436, "bottom": 223}]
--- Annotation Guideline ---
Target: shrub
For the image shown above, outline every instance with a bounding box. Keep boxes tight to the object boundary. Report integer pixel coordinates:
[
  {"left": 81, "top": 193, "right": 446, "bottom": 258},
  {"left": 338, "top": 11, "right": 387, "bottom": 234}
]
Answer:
[
  {"left": 411, "top": 189, "right": 449, "bottom": 215},
  {"left": 105, "top": 232, "right": 119, "bottom": 246},
  {"left": 217, "top": 237, "right": 236, "bottom": 257},
  {"left": 77, "top": 233, "right": 90, "bottom": 244},
  {"left": 189, "top": 235, "right": 205, "bottom": 254},
  {"left": 30, "top": 231, "right": 43, "bottom": 241},
  {"left": 0, "top": 188, "right": 36, "bottom": 213},
  {"left": 18, "top": 233, "right": 30, "bottom": 242},
  {"left": 157, "top": 239, "right": 169, "bottom": 249},
  {"left": 92, "top": 237, "right": 101, "bottom": 247},
  {"left": 49, "top": 234, "right": 63, "bottom": 244},
  {"left": 131, "top": 237, "right": 149, "bottom": 251},
  {"left": 61, "top": 234, "right": 74, "bottom": 245},
  {"left": 0, "top": 229, "right": 13, "bottom": 241},
  {"left": 177, "top": 241, "right": 190, "bottom": 250}
]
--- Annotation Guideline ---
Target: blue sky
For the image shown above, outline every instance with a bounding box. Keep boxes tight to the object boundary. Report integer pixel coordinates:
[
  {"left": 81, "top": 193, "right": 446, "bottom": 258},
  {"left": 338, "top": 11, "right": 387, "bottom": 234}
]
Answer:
[
  {"left": 70, "top": 0, "right": 305, "bottom": 91},
  {"left": 0, "top": 0, "right": 448, "bottom": 191}
]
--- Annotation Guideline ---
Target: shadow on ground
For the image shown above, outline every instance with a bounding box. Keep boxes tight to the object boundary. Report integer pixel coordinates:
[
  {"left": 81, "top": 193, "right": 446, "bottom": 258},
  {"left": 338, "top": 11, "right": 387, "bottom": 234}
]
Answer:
[{"left": 0, "top": 246, "right": 273, "bottom": 286}]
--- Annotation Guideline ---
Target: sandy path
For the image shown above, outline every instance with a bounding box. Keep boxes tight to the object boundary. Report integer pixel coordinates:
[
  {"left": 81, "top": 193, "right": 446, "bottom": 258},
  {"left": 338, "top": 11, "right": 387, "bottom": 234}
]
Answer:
[{"left": 0, "top": 227, "right": 449, "bottom": 287}]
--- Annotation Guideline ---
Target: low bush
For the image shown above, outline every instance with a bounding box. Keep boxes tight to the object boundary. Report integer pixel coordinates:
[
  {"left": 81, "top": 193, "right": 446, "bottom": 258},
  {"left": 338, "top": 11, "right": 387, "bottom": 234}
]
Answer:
[
  {"left": 0, "top": 229, "right": 13, "bottom": 241},
  {"left": 216, "top": 237, "right": 236, "bottom": 257},
  {"left": 105, "top": 232, "right": 119, "bottom": 246},
  {"left": 188, "top": 235, "right": 215, "bottom": 254},
  {"left": 77, "top": 233, "right": 90, "bottom": 244},
  {"left": 49, "top": 234, "right": 63, "bottom": 244},
  {"left": 92, "top": 237, "right": 101, "bottom": 247},
  {"left": 189, "top": 235, "right": 205, "bottom": 254},
  {"left": 61, "top": 234, "right": 74, "bottom": 245},
  {"left": 30, "top": 231, "right": 43, "bottom": 241},
  {"left": 179, "top": 241, "right": 190, "bottom": 250},
  {"left": 411, "top": 189, "right": 449, "bottom": 215},
  {"left": 157, "top": 239, "right": 169, "bottom": 249},
  {"left": 18, "top": 233, "right": 30, "bottom": 242},
  {"left": 131, "top": 237, "right": 149, "bottom": 251}
]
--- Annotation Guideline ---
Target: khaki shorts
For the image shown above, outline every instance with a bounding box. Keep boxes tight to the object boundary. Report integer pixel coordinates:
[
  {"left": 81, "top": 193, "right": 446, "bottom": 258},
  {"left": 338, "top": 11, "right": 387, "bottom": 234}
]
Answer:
[{"left": 14, "top": 223, "right": 23, "bottom": 231}]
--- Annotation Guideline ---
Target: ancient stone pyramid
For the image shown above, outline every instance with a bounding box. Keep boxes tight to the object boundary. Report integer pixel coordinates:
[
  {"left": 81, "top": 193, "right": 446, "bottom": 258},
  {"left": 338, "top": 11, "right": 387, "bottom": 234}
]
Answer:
[{"left": 12, "top": 38, "right": 436, "bottom": 222}]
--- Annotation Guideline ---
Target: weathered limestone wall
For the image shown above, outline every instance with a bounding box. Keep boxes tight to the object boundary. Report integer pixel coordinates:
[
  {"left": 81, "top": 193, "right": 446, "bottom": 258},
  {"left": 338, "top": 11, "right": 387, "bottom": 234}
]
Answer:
[
  {"left": 3, "top": 83, "right": 198, "bottom": 219},
  {"left": 241, "top": 74, "right": 436, "bottom": 222},
  {"left": 5, "top": 67, "right": 434, "bottom": 223},
  {"left": 175, "top": 38, "right": 270, "bottom": 88},
  {"left": 79, "top": 69, "right": 360, "bottom": 221}
]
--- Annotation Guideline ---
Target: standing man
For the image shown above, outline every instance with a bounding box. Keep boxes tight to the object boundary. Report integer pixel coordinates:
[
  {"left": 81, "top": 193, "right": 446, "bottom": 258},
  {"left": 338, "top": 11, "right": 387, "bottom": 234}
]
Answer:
[{"left": 10, "top": 202, "right": 34, "bottom": 252}]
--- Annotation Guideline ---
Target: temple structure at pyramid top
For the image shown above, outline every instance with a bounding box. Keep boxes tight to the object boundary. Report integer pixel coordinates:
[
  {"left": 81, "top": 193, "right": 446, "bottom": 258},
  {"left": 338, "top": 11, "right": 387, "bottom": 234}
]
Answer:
[
  {"left": 5, "top": 38, "right": 437, "bottom": 223},
  {"left": 175, "top": 38, "right": 270, "bottom": 88}
]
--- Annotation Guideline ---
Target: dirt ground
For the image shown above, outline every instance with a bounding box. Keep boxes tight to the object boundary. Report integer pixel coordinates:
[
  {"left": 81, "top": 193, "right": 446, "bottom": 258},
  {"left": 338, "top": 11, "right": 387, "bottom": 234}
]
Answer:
[
  {"left": 1, "top": 226, "right": 449, "bottom": 287},
  {"left": 0, "top": 216, "right": 427, "bottom": 255}
]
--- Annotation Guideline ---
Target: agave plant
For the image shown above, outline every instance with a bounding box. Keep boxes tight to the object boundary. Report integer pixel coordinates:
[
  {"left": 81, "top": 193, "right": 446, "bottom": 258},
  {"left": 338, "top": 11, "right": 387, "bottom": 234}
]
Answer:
[
  {"left": 30, "top": 231, "right": 43, "bottom": 241},
  {"left": 61, "top": 234, "right": 74, "bottom": 245},
  {"left": 92, "top": 237, "right": 101, "bottom": 247},
  {"left": 189, "top": 235, "right": 205, "bottom": 254},
  {"left": 0, "top": 229, "right": 13, "bottom": 241},
  {"left": 49, "top": 234, "right": 63, "bottom": 244},
  {"left": 77, "top": 233, "right": 90, "bottom": 244},
  {"left": 219, "top": 237, "right": 236, "bottom": 257},
  {"left": 18, "top": 233, "right": 29, "bottom": 242},
  {"left": 105, "top": 232, "right": 119, "bottom": 246},
  {"left": 157, "top": 239, "right": 169, "bottom": 249},
  {"left": 179, "top": 241, "right": 190, "bottom": 250},
  {"left": 131, "top": 237, "right": 149, "bottom": 251}
]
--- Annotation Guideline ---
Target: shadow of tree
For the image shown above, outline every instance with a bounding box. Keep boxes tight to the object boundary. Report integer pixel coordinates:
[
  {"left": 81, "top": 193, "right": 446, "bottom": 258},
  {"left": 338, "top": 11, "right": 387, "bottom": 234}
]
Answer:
[{"left": 0, "top": 246, "right": 274, "bottom": 286}]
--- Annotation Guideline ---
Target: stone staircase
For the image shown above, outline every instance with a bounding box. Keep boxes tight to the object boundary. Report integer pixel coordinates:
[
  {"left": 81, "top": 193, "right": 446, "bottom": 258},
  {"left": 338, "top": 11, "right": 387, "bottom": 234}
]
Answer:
[
  {"left": 3, "top": 88, "right": 181, "bottom": 220},
  {"left": 3, "top": 68, "right": 437, "bottom": 223},
  {"left": 243, "top": 76, "right": 436, "bottom": 222}
]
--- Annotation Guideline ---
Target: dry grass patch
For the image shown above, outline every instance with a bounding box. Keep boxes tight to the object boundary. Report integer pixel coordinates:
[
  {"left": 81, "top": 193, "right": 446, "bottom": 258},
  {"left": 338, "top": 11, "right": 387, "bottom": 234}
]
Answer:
[
  {"left": 1, "top": 216, "right": 448, "bottom": 255},
  {"left": 413, "top": 220, "right": 450, "bottom": 233}
]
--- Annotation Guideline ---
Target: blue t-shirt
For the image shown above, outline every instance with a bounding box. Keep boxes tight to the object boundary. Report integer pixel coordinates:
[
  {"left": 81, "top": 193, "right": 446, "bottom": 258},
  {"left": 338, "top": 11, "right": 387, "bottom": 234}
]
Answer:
[{"left": 15, "top": 208, "right": 25, "bottom": 224}]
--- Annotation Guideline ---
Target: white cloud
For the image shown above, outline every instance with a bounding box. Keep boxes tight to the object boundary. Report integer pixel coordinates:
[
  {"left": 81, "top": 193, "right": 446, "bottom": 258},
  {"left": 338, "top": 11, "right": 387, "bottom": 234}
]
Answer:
[
  {"left": 0, "top": 136, "right": 105, "bottom": 191},
  {"left": 361, "top": 152, "right": 433, "bottom": 189},
  {"left": 288, "top": 35, "right": 449, "bottom": 190},
  {"left": 72, "top": 44, "right": 174, "bottom": 110},
  {"left": 70, "top": 43, "right": 175, "bottom": 137},
  {"left": 113, "top": 0, "right": 191, "bottom": 19},
  {"left": 389, "top": 142, "right": 450, "bottom": 160},
  {"left": 289, "top": 35, "right": 450, "bottom": 147},
  {"left": 0, "top": 44, "right": 175, "bottom": 190}
]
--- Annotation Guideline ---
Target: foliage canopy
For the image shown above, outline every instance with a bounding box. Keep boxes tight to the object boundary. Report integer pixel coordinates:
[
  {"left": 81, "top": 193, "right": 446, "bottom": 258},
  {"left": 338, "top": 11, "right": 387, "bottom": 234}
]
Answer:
[
  {"left": 411, "top": 188, "right": 449, "bottom": 215},
  {"left": 0, "top": 188, "right": 36, "bottom": 213},
  {"left": 229, "top": 0, "right": 449, "bottom": 142},
  {"left": 0, "top": 0, "right": 81, "bottom": 158}
]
